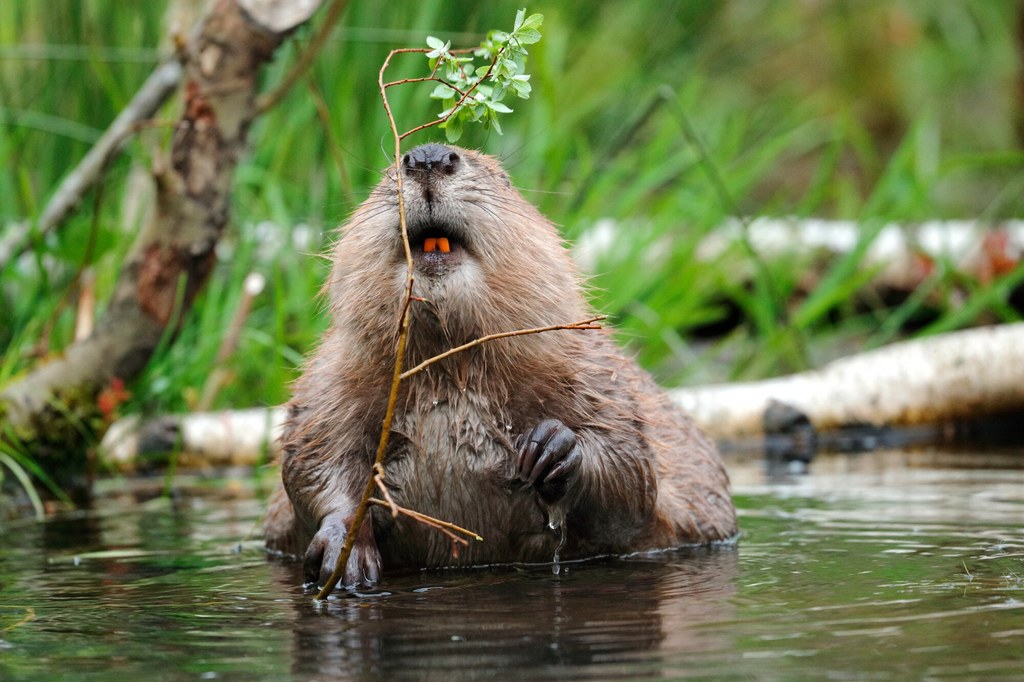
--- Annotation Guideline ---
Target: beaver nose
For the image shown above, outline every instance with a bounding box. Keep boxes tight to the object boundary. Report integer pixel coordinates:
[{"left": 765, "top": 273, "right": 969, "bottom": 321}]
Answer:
[{"left": 402, "top": 143, "right": 461, "bottom": 175}]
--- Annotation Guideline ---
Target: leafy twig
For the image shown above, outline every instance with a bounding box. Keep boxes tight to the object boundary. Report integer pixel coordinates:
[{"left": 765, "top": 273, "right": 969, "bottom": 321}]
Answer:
[
  {"left": 314, "top": 9, "right": 550, "bottom": 600},
  {"left": 380, "top": 8, "right": 544, "bottom": 143}
]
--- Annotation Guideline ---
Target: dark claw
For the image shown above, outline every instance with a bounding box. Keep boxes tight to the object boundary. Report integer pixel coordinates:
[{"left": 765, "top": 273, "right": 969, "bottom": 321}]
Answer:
[{"left": 516, "top": 419, "right": 582, "bottom": 504}]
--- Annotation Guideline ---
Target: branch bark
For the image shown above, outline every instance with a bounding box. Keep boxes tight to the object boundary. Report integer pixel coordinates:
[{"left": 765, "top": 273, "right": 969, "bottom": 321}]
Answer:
[{"left": 0, "top": 0, "right": 324, "bottom": 488}]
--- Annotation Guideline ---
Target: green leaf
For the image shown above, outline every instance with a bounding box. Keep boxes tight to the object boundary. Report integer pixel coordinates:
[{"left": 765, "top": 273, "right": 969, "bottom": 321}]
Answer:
[
  {"left": 430, "top": 83, "right": 457, "bottom": 100},
  {"left": 505, "top": 42, "right": 526, "bottom": 60},
  {"left": 513, "top": 7, "right": 526, "bottom": 32},
  {"left": 514, "top": 27, "right": 542, "bottom": 45},
  {"left": 510, "top": 73, "right": 532, "bottom": 98},
  {"left": 520, "top": 13, "right": 543, "bottom": 31},
  {"left": 443, "top": 115, "right": 463, "bottom": 142},
  {"left": 497, "top": 56, "right": 517, "bottom": 77},
  {"left": 425, "top": 35, "right": 450, "bottom": 59},
  {"left": 444, "top": 62, "right": 463, "bottom": 82}
]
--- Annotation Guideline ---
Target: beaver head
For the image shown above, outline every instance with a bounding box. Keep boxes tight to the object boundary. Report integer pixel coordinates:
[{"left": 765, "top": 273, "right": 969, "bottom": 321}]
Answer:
[{"left": 326, "top": 144, "right": 588, "bottom": 361}]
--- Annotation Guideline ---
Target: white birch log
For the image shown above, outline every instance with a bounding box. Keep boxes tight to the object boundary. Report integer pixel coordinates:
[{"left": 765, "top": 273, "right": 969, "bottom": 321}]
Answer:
[
  {"left": 102, "top": 408, "right": 286, "bottom": 471},
  {"left": 671, "top": 322, "right": 1024, "bottom": 438},
  {"left": 574, "top": 218, "right": 1024, "bottom": 288},
  {"left": 99, "top": 323, "right": 1024, "bottom": 468}
]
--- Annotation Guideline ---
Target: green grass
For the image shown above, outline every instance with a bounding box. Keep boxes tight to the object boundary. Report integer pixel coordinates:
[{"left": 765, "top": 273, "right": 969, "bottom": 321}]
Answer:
[{"left": 1, "top": 0, "right": 1023, "bottom": 473}]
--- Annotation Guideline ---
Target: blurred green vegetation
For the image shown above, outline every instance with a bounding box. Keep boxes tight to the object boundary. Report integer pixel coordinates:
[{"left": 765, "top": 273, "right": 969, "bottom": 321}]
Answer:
[{"left": 1, "top": 0, "right": 1022, "bottom": 429}]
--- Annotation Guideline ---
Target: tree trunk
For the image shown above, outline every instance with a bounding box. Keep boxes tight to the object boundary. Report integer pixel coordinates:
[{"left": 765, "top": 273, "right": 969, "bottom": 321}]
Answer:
[{"left": 0, "top": 0, "right": 322, "bottom": 494}]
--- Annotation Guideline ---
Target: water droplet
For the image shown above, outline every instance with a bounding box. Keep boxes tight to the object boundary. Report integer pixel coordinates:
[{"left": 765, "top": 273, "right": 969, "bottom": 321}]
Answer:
[
  {"left": 547, "top": 504, "right": 568, "bottom": 575},
  {"left": 547, "top": 505, "right": 566, "bottom": 531}
]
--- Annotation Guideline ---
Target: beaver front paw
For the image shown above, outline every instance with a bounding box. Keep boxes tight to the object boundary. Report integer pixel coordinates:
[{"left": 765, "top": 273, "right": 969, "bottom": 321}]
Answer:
[
  {"left": 303, "top": 512, "right": 381, "bottom": 590},
  {"left": 515, "top": 418, "right": 582, "bottom": 504}
]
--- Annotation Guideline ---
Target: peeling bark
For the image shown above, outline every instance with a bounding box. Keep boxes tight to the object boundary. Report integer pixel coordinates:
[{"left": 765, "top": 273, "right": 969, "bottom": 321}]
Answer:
[{"left": 0, "top": 0, "right": 323, "bottom": 490}]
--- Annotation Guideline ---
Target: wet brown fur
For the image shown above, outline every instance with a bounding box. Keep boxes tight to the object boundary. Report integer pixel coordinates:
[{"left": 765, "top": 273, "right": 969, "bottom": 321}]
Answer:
[{"left": 264, "top": 146, "right": 737, "bottom": 580}]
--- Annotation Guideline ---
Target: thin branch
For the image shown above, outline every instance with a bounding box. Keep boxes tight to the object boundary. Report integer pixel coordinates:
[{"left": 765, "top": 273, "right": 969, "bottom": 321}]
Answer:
[
  {"left": 368, "top": 498, "right": 483, "bottom": 544},
  {"left": 384, "top": 76, "right": 469, "bottom": 100},
  {"left": 315, "top": 45, "right": 418, "bottom": 600},
  {"left": 372, "top": 463, "right": 399, "bottom": 519},
  {"left": 400, "top": 316, "right": 606, "bottom": 380},
  {"left": 382, "top": 48, "right": 443, "bottom": 86},
  {"left": 0, "top": 58, "right": 184, "bottom": 270}
]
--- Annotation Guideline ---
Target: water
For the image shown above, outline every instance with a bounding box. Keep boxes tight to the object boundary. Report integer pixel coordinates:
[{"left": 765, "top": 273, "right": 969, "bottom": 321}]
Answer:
[{"left": 1, "top": 449, "right": 1022, "bottom": 681}]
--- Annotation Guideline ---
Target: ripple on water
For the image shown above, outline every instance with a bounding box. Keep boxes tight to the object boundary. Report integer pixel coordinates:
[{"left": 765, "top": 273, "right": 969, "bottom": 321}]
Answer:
[{"left": 0, "top": 450, "right": 1021, "bottom": 680}]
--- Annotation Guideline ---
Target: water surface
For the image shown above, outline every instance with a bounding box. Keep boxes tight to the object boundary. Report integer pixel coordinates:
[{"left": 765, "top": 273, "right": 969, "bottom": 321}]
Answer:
[{"left": 2, "top": 449, "right": 1022, "bottom": 680}]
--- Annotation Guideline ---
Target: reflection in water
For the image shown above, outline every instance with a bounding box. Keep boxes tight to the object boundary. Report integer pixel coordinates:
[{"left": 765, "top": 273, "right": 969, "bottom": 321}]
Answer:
[
  {"left": 0, "top": 450, "right": 1022, "bottom": 680},
  {"left": 273, "top": 549, "right": 739, "bottom": 680}
]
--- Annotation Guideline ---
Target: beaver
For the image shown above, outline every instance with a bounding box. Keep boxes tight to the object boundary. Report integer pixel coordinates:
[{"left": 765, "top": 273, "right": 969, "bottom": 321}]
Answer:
[{"left": 263, "top": 143, "right": 738, "bottom": 588}]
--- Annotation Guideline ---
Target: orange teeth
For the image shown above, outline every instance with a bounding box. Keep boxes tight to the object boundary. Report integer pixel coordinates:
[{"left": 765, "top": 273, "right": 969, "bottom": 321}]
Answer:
[{"left": 423, "top": 237, "right": 451, "bottom": 253}]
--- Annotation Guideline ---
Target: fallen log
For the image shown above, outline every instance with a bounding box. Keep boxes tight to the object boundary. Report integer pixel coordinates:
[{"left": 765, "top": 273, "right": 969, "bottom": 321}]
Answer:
[
  {"left": 102, "top": 408, "right": 285, "bottom": 471},
  {"left": 98, "top": 323, "right": 1024, "bottom": 469},
  {"left": 672, "top": 322, "right": 1024, "bottom": 438}
]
